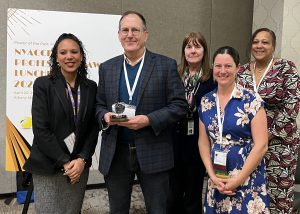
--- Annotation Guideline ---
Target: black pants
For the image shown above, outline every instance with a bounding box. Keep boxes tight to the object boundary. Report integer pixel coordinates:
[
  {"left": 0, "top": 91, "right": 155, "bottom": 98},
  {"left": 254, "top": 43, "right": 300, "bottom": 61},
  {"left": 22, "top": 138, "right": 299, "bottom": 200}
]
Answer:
[
  {"left": 168, "top": 163, "right": 206, "bottom": 214},
  {"left": 105, "top": 143, "right": 170, "bottom": 214}
]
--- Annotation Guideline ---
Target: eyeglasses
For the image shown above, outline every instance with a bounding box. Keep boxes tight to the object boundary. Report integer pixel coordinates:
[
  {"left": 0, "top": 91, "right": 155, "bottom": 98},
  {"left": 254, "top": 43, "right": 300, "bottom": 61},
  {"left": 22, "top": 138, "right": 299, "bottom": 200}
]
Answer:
[{"left": 119, "top": 27, "right": 145, "bottom": 36}]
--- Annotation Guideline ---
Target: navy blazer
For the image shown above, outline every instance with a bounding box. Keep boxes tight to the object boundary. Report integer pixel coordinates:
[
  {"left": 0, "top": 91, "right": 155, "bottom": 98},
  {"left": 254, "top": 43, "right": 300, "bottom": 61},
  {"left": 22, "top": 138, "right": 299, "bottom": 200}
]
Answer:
[
  {"left": 24, "top": 74, "right": 99, "bottom": 175},
  {"left": 96, "top": 50, "right": 188, "bottom": 175}
]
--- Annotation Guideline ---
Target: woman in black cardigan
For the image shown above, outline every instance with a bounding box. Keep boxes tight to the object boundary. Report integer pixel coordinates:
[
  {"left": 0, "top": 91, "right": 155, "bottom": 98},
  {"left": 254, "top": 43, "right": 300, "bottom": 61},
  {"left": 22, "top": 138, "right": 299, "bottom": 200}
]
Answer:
[
  {"left": 168, "top": 32, "right": 216, "bottom": 214},
  {"left": 24, "top": 33, "right": 99, "bottom": 214}
]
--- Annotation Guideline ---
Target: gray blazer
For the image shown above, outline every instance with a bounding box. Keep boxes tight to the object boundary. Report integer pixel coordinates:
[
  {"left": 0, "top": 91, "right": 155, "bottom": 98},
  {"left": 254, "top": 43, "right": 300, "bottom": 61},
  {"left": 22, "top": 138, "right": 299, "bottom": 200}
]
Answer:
[{"left": 96, "top": 50, "right": 187, "bottom": 175}]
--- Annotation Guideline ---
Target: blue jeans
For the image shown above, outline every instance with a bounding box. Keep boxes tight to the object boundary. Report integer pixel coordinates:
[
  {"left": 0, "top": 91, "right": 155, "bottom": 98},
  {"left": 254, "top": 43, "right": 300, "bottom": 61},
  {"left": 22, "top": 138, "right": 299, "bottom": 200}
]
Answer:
[{"left": 104, "top": 143, "right": 169, "bottom": 214}]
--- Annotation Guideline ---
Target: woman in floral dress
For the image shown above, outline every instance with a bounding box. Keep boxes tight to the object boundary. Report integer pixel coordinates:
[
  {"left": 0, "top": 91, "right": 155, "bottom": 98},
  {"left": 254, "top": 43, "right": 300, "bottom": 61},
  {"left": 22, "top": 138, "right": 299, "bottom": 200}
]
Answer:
[
  {"left": 198, "top": 46, "right": 270, "bottom": 213},
  {"left": 237, "top": 28, "right": 300, "bottom": 213}
]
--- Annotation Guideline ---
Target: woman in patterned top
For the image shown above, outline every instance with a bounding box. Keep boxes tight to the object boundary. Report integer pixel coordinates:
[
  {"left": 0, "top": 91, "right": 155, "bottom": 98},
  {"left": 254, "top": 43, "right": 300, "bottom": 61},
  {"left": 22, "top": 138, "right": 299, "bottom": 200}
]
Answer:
[
  {"left": 199, "top": 46, "right": 270, "bottom": 213},
  {"left": 237, "top": 28, "right": 300, "bottom": 213}
]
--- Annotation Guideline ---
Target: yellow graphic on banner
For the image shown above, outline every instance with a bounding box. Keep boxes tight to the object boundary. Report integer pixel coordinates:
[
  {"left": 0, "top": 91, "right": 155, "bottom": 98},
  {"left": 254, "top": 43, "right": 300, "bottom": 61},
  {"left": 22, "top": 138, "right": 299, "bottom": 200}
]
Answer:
[
  {"left": 5, "top": 117, "right": 31, "bottom": 171},
  {"left": 20, "top": 116, "right": 32, "bottom": 129}
]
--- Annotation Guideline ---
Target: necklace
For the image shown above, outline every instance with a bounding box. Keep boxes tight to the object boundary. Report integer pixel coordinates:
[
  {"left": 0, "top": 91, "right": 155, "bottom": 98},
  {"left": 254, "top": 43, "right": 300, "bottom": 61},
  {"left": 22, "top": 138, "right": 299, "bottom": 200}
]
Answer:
[
  {"left": 254, "top": 57, "right": 273, "bottom": 74},
  {"left": 252, "top": 57, "right": 274, "bottom": 92},
  {"left": 255, "top": 66, "right": 266, "bottom": 73}
]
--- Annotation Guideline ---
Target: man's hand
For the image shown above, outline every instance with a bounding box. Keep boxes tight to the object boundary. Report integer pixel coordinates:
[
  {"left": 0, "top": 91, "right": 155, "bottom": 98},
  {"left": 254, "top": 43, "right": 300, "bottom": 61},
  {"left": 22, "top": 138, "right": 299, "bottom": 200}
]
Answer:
[
  {"left": 118, "top": 115, "right": 150, "bottom": 130},
  {"left": 104, "top": 112, "right": 119, "bottom": 126}
]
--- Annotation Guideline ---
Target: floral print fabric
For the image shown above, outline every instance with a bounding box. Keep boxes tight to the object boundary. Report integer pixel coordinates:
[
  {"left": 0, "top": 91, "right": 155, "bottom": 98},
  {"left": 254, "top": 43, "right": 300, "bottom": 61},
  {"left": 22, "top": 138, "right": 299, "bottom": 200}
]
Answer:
[
  {"left": 237, "top": 59, "right": 300, "bottom": 213},
  {"left": 199, "top": 85, "right": 270, "bottom": 213}
]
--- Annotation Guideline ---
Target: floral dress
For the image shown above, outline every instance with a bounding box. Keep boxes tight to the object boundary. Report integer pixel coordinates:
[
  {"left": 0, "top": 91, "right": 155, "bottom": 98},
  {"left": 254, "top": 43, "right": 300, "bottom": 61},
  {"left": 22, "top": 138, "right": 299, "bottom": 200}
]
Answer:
[
  {"left": 199, "top": 85, "right": 270, "bottom": 214},
  {"left": 237, "top": 59, "right": 300, "bottom": 213}
]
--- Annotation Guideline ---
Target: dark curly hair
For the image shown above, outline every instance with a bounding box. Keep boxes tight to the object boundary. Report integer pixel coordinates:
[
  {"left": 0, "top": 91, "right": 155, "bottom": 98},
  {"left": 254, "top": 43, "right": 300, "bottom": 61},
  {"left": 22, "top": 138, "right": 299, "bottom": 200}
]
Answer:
[{"left": 49, "top": 33, "right": 87, "bottom": 79}]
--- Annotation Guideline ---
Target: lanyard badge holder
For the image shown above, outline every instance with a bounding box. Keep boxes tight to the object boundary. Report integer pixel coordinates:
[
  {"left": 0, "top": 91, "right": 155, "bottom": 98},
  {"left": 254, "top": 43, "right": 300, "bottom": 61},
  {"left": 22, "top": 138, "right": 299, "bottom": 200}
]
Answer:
[
  {"left": 111, "top": 51, "right": 144, "bottom": 122},
  {"left": 213, "top": 150, "right": 229, "bottom": 179},
  {"left": 187, "top": 119, "right": 194, "bottom": 135},
  {"left": 186, "top": 80, "right": 201, "bottom": 136},
  {"left": 64, "top": 84, "right": 80, "bottom": 154},
  {"left": 186, "top": 112, "right": 194, "bottom": 136},
  {"left": 212, "top": 91, "right": 234, "bottom": 179}
]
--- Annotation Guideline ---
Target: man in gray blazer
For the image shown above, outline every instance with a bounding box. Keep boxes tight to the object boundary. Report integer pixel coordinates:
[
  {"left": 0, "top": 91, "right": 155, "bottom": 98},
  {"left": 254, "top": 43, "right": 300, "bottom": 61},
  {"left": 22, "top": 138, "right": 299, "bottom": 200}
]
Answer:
[{"left": 96, "top": 11, "right": 187, "bottom": 214}]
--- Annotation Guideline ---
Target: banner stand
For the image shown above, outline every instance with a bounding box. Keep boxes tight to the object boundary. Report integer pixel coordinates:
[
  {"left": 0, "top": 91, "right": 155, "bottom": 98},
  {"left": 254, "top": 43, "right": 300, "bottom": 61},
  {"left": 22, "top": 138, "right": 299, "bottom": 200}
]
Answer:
[{"left": 21, "top": 175, "right": 33, "bottom": 214}]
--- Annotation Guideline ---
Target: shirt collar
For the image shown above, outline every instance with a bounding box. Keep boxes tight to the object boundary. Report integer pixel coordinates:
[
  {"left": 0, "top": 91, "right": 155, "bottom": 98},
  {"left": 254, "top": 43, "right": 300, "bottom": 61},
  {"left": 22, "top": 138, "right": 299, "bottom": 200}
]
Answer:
[
  {"left": 231, "top": 84, "right": 244, "bottom": 99},
  {"left": 214, "top": 84, "right": 244, "bottom": 100},
  {"left": 124, "top": 48, "right": 146, "bottom": 66}
]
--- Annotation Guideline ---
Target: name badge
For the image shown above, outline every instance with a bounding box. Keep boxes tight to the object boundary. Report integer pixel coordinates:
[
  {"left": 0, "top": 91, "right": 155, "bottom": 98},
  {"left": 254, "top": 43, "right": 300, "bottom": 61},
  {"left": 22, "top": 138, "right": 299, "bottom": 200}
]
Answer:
[
  {"left": 123, "top": 104, "right": 136, "bottom": 117},
  {"left": 213, "top": 150, "right": 229, "bottom": 179},
  {"left": 187, "top": 119, "right": 194, "bottom": 135},
  {"left": 64, "top": 132, "right": 76, "bottom": 153}
]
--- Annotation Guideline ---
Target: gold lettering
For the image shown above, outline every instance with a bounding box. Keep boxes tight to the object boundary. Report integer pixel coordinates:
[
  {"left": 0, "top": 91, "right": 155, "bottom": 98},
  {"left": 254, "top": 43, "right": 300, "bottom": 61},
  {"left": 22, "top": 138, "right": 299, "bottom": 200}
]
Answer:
[
  {"left": 14, "top": 69, "right": 50, "bottom": 77},
  {"left": 14, "top": 80, "right": 33, "bottom": 88},
  {"left": 14, "top": 59, "right": 50, "bottom": 67},
  {"left": 87, "top": 61, "right": 100, "bottom": 69},
  {"left": 14, "top": 49, "right": 51, "bottom": 56}
]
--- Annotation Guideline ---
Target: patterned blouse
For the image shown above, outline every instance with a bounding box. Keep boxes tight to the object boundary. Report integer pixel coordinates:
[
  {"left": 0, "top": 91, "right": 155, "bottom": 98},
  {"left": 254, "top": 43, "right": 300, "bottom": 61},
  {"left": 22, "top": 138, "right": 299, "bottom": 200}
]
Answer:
[{"left": 237, "top": 58, "right": 300, "bottom": 141}]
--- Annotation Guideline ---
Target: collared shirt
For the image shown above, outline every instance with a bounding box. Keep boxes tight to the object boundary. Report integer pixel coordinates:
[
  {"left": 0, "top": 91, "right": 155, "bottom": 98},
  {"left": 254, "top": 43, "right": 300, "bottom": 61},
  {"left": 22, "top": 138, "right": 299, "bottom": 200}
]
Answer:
[{"left": 124, "top": 48, "right": 146, "bottom": 66}]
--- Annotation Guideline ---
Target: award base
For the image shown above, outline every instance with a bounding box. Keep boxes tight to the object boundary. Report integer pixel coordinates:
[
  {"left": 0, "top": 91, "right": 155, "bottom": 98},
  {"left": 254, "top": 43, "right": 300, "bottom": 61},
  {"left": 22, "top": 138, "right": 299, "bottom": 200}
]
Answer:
[
  {"left": 214, "top": 169, "right": 229, "bottom": 179},
  {"left": 110, "top": 115, "right": 129, "bottom": 122}
]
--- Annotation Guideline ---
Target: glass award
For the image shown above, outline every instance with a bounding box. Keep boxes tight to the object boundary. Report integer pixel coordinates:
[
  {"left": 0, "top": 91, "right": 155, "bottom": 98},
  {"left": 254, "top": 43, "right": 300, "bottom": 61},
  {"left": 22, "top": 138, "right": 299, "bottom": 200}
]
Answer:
[{"left": 111, "top": 102, "right": 129, "bottom": 122}]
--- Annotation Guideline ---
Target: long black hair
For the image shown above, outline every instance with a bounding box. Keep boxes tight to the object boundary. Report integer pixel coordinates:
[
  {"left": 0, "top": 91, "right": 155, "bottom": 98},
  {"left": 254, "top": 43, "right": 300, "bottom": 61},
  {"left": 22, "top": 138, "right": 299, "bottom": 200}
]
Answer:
[{"left": 49, "top": 33, "right": 87, "bottom": 79}]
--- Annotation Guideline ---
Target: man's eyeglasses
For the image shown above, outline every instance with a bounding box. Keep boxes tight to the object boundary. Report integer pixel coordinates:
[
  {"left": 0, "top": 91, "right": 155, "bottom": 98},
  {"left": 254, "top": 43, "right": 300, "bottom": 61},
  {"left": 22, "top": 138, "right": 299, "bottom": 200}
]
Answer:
[{"left": 120, "top": 27, "right": 145, "bottom": 36}]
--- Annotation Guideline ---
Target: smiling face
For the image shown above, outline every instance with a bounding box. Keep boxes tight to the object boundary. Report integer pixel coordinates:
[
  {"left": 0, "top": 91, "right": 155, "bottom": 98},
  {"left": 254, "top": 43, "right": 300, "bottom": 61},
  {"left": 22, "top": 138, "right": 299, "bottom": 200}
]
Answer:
[
  {"left": 118, "top": 14, "right": 148, "bottom": 59},
  {"left": 251, "top": 31, "right": 275, "bottom": 62},
  {"left": 213, "top": 53, "right": 239, "bottom": 89},
  {"left": 56, "top": 39, "right": 82, "bottom": 77},
  {"left": 184, "top": 39, "right": 204, "bottom": 68}
]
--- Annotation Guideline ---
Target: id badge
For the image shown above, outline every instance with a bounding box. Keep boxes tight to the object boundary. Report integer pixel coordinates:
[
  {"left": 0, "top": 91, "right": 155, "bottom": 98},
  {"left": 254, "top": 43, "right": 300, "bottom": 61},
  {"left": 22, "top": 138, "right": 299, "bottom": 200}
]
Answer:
[
  {"left": 213, "top": 151, "right": 229, "bottom": 179},
  {"left": 123, "top": 104, "right": 136, "bottom": 118},
  {"left": 187, "top": 119, "right": 194, "bottom": 135},
  {"left": 64, "top": 132, "right": 76, "bottom": 153}
]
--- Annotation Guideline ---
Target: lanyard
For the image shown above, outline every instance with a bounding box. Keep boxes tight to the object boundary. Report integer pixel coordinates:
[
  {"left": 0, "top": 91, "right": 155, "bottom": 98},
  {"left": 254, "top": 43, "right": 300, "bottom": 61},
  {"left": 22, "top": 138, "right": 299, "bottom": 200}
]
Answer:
[
  {"left": 187, "top": 80, "right": 201, "bottom": 109},
  {"left": 186, "top": 68, "right": 202, "bottom": 107},
  {"left": 123, "top": 51, "right": 145, "bottom": 103},
  {"left": 252, "top": 57, "right": 273, "bottom": 92},
  {"left": 190, "top": 68, "right": 202, "bottom": 95},
  {"left": 66, "top": 83, "right": 80, "bottom": 123},
  {"left": 216, "top": 86, "right": 235, "bottom": 145}
]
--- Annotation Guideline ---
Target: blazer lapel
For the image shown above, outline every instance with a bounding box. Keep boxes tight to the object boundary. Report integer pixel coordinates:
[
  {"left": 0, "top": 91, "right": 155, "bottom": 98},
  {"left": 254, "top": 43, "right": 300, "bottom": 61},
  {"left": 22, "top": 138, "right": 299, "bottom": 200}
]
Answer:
[
  {"left": 111, "top": 56, "right": 123, "bottom": 105},
  {"left": 77, "top": 80, "right": 89, "bottom": 123},
  {"left": 54, "top": 77, "right": 70, "bottom": 117},
  {"left": 136, "top": 50, "right": 155, "bottom": 107}
]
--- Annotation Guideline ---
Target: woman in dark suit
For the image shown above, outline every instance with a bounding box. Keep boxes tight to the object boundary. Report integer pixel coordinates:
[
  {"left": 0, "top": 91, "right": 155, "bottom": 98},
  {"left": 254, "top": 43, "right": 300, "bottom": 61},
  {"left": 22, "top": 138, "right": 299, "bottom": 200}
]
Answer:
[
  {"left": 168, "top": 32, "right": 216, "bottom": 214},
  {"left": 23, "top": 33, "right": 99, "bottom": 214}
]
